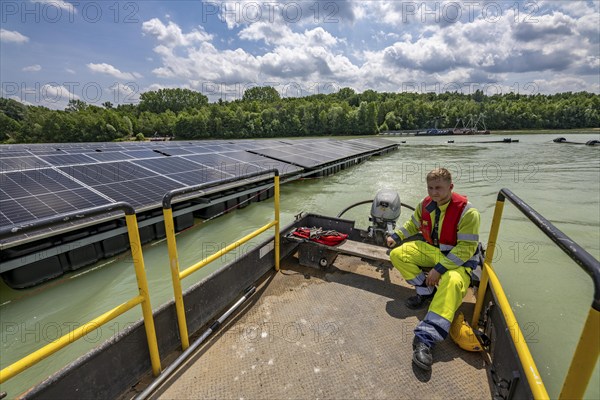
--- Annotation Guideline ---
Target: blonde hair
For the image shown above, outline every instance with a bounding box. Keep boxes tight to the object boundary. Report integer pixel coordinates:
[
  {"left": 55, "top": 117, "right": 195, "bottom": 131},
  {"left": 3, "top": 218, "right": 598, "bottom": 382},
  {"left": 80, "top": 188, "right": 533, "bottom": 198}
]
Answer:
[{"left": 426, "top": 168, "right": 452, "bottom": 184}]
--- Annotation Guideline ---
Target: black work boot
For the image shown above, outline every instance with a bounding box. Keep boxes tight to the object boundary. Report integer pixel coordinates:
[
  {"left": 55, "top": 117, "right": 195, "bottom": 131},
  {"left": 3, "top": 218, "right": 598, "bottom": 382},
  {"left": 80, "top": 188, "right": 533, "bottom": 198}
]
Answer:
[
  {"left": 405, "top": 288, "right": 436, "bottom": 310},
  {"left": 412, "top": 338, "right": 433, "bottom": 370}
]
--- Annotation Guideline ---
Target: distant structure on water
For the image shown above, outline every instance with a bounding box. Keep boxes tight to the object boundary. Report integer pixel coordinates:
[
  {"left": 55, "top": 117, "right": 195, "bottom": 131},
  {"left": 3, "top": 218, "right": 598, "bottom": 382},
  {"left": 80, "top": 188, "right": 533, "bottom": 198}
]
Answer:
[{"left": 380, "top": 113, "right": 490, "bottom": 136}]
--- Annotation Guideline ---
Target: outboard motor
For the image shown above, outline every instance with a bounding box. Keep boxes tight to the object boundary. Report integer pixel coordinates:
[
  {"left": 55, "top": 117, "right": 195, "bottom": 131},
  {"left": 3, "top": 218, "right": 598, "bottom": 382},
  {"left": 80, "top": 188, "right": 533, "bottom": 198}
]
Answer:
[{"left": 369, "top": 189, "right": 401, "bottom": 245}]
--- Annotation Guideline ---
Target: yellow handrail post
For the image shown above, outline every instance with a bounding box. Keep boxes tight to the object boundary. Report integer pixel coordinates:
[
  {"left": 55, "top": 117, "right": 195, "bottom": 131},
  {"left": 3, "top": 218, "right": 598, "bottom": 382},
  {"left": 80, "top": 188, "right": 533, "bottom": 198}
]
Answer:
[
  {"left": 125, "top": 215, "right": 162, "bottom": 376},
  {"left": 472, "top": 199, "right": 505, "bottom": 327},
  {"left": 559, "top": 307, "right": 600, "bottom": 399},
  {"left": 160, "top": 170, "right": 280, "bottom": 357},
  {"left": 0, "top": 203, "right": 165, "bottom": 387},
  {"left": 485, "top": 264, "right": 550, "bottom": 399},
  {"left": 162, "top": 208, "right": 190, "bottom": 350},
  {"left": 179, "top": 221, "right": 277, "bottom": 280},
  {"left": 274, "top": 175, "right": 281, "bottom": 272},
  {"left": 0, "top": 296, "right": 144, "bottom": 384}
]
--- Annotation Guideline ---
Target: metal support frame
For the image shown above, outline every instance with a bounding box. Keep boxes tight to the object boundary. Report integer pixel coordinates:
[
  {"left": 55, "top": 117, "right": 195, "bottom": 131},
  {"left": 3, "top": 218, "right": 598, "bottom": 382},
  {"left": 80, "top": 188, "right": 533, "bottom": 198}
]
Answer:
[
  {"left": 162, "top": 170, "right": 281, "bottom": 350},
  {"left": 472, "top": 188, "right": 600, "bottom": 399}
]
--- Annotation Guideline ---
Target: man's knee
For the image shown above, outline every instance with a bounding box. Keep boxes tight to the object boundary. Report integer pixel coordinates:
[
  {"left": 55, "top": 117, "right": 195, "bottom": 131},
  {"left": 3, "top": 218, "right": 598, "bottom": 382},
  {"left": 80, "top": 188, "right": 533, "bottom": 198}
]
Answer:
[
  {"left": 390, "top": 242, "right": 420, "bottom": 262},
  {"left": 440, "top": 270, "right": 469, "bottom": 291},
  {"left": 389, "top": 245, "right": 407, "bottom": 265}
]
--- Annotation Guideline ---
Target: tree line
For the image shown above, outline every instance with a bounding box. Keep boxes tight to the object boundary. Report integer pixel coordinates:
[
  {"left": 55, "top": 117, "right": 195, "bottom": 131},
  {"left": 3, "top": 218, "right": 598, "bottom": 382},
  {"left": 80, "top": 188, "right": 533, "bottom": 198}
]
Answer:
[{"left": 1, "top": 87, "right": 598, "bottom": 143}]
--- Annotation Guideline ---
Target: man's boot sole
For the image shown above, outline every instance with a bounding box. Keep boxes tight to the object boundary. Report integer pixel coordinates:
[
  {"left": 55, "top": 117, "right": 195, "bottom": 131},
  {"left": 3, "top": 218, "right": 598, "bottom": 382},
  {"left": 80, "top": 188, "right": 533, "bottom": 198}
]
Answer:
[{"left": 412, "top": 355, "right": 432, "bottom": 371}]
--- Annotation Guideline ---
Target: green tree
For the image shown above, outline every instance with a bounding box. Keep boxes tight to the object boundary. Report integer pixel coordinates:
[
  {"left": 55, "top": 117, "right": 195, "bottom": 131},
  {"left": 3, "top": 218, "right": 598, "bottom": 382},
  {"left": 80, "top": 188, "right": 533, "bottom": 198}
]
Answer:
[
  {"left": 242, "top": 86, "right": 281, "bottom": 103},
  {"left": 0, "top": 113, "right": 22, "bottom": 142},
  {"left": 0, "top": 98, "right": 27, "bottom": 121},
  {"left": 139, "top": 88, "right": 208, "bottom": 114}
]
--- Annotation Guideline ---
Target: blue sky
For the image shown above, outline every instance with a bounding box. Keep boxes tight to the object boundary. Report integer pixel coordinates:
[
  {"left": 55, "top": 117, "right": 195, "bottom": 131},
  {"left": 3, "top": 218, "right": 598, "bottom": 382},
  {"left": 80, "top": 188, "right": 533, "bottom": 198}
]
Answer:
[{"left": 1, "top": 0, "right": 599, "bottom": 109}]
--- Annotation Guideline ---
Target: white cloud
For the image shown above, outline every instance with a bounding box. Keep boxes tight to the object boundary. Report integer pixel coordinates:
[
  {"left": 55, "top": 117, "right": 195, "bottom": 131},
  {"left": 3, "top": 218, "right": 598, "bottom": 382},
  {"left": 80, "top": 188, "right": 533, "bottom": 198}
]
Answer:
[
  {"left": 0, "top": 29, "right": 29, "bottom": 44},
  {"left": 142, "top": 18, "right": 212, "bottom": 47},
  {"left": 239, "top": 23, "right": 337, "bottom": 47},
  {"left": 87, "top": 63, "right": 142, "bottom": 80},
  {"left": 145, "top": 17, "right": 354, "bottom": 94},
  {"left": 150, "top": 41, "right": 260, "bottom": 84},
  {"left": 22, "top": 64, "right": 42, "bottom": 72},
  {"left": 66, "top": 68, "right": 76, "bottom": 74},
  {"left": 112, "top": 83, "right": 141, "bottom": 103},
  {"left": 25, "top": 84, "right": 81, "bottom": 109},
  {"left": 531, "top": 76, "right": 592, "bottom": 94},
  {"left": 32, "top": 0, "right": 76, "bottom": 12},
  {"left": 140, "top": 3, "right": 599, "bottom": 97},
  {"left": 216, "top": 0, "right": 360, "bottom": 29},
  {"left": 538, "top": 0, "right": 599, "bottom": 18}
]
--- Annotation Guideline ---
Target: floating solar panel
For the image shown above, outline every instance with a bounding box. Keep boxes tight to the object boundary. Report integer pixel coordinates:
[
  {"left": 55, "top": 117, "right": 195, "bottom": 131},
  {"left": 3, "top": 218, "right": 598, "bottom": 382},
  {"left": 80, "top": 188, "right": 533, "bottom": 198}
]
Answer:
[
  {"left": 248, "top": 147, "right": 323, "bottom": 168},
  {"left": 58, "top": 161, "right": 158, "bottom": 186},
  {"left": 348, "top": 138, "right": 397, "bottom": 149},
  {"left": 183, "top": 153, "right": 263, "bottom": 178},
  {"left": 92, "top": 176, "right": 183, "bottom": 209},
  {"left": 0, "top": 150, "right": 36, "bottom": 158},
  {"left": 57, "top": 161, "right": 184, "bottom": 210},
  {"left": 222, "top": 151, "right": 303, "bottom": 176},
  {"left": 39, "top": 153, "right": 98, "bottom": 166},
  {"left": 0, "top": 156, "right": 50, "bottom": 173},
  {"left": 132, "top": 157, "right": 205, "bottom": 176},
  {"left": 157, "top": 147, "right": 194, "bottom": 156},
  {"left": 0, "top": 169, "right": 111, "bottom": 226},
  {"left": 85, "top": 151, "right": 135, "bottom": 163},
  {"left": 0, "top": 138, "right": 397, "bottom": 246},
  {"left": 123, "top": 149, "right": 164, "bottom": 159}
]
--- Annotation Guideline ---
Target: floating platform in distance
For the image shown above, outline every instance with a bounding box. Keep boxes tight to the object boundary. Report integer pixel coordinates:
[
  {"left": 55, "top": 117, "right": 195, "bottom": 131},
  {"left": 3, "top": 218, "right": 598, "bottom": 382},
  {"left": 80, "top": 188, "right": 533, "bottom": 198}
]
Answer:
[
  {"left": 553, "top": 137, "right": 599, "bottom": 146},
  {"left": 447, "top": 138, "right": 519, "bottom": 144}
]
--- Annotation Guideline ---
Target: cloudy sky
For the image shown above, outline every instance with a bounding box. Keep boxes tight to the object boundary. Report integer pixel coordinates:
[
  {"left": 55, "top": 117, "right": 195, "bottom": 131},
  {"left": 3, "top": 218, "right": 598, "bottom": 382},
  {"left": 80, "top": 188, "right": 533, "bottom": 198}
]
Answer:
[{"left": 1, "top": 0, "right": 599, "bottom": 109}]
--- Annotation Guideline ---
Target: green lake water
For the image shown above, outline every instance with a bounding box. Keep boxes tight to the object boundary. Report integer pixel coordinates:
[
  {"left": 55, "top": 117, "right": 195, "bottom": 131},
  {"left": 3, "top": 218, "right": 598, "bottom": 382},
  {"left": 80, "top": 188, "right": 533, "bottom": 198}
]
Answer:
[{"left": 1, "top": 132, "right": 599, "bottom": 398}]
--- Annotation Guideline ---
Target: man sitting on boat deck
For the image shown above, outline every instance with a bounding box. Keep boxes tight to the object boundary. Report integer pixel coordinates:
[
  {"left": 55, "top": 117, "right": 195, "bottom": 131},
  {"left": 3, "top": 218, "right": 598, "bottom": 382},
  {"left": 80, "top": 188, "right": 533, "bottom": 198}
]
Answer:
[{"left": 386, "top": 167, "right": 481, "bottom": 371}]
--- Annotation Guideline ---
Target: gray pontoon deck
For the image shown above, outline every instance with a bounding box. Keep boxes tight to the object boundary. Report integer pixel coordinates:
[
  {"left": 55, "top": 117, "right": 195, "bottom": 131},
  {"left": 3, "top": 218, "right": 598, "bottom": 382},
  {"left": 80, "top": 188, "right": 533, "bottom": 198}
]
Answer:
[{"left": 143, "top": 253, "right": 491, "bottom": 399}]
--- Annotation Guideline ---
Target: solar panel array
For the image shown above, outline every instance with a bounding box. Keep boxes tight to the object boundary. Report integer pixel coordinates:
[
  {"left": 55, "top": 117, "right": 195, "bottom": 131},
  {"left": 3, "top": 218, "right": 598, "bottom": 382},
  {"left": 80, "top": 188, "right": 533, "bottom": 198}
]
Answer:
[{"left": 1, "top": 138, "right": 397, "bottom": 244}]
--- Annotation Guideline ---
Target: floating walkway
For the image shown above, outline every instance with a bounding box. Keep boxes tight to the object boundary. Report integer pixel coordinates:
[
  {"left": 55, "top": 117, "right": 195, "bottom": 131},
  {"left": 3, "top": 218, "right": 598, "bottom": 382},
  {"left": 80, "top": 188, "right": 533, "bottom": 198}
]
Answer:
[{"left": 0, "top": 138, "right": 398, "bottom": 289}]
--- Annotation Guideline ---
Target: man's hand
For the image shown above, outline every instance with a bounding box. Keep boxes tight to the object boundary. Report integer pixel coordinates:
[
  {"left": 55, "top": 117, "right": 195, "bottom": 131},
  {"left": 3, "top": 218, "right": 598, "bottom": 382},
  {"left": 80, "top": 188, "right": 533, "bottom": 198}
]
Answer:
[
  {"left": 426, "top": 269, "right": 441, "bottom": 286},
  {"left": 386, "top": 236, "right": 396, "bottom": 248}
]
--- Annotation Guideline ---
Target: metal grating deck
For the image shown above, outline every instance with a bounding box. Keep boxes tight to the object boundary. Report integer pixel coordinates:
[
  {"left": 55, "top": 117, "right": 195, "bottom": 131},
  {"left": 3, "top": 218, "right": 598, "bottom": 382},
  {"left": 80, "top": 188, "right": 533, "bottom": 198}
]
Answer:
[{"left": 150, "top": 254, "right": 492, "bottom": 399}]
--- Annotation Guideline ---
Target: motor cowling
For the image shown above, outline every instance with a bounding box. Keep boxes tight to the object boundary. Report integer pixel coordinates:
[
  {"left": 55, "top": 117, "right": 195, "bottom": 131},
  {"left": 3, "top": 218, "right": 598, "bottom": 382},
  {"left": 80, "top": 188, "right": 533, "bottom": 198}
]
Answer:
[{"left": 369, "top": 189, "right": 401, "bottom": 245}]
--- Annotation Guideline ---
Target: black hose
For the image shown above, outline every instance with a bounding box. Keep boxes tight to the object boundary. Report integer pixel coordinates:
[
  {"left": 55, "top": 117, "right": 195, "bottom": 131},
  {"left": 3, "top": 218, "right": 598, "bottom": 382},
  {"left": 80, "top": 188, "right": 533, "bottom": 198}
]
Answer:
[
  {"left": 337, "top": 200, "right": 373, "bottom": 217},
  {"left": 337, "top": 199, "right": 415, "bottom": 218},
  {"left": 400, "top": 202, "right": 416, "bottom": 211}
]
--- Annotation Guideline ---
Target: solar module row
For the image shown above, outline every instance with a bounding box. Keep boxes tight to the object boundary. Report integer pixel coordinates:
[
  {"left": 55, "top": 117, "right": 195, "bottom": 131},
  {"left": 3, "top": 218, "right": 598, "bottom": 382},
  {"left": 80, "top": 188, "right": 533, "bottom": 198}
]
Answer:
[
  {"left": 0, "top": 139, "right": 287, "bottom": 156},
  {"left": 0, "top": 138, "right": 397, "bottom": 243}
]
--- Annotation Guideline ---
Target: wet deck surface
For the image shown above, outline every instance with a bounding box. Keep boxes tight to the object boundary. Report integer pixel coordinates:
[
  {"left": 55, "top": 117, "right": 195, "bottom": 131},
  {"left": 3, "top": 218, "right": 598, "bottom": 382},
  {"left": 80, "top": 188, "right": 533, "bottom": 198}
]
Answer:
[{"left": 152, "top": 254, "right": 491, "bottom": 399}]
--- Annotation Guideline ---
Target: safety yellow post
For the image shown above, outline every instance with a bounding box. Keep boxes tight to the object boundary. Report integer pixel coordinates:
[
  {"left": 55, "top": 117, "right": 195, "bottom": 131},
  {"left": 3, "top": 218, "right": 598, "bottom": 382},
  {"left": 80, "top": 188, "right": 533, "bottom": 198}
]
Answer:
[
  {"left": 472, "top": 199, "right": 505, "bottom": 327},
  {"left": 162, "top": 207, "right": 190, "bottom": 350},
  {"left": 0, "top": 295, "right": 144, "bottom": 383},
  {"left": 274, "top": 175, "right": 281, "bottom": 271},
  {"left": 485, "top": 264, "right": 550, "bottom": 399},
  {"left": 180, "top": 221, "right": 276, "bottom": 280},
  {"left": 559, "top": 307, "right": 600, "bottom": 399},
  {"left": 125, "top": 214, "right": 162, "bottom": 376}
]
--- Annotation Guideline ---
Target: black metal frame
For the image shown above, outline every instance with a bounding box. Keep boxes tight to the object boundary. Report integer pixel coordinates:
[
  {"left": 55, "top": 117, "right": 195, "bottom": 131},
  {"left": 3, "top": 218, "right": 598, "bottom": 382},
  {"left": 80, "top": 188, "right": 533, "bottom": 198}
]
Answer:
[
  {"left": 0, "top": 202, "right": 135, "bottom": 240},
  {"left": 162, "top": 169, "right": 280, "bottom": 209},
  {"left": 497, "top": 188, "right": 600, "bottom": 310}
]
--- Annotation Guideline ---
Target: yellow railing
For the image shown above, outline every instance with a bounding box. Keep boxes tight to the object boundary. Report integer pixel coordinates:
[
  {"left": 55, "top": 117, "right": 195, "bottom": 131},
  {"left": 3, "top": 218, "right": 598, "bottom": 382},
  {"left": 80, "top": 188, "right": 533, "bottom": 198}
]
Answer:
[
  {"left": 472, "top": 189, "right": 600, "bottom": 400},
  {"left": 0, "top": 203, "right": 162, "bottom": 385},
  {"left": 162, "top": 170, "right": 280, "bottom": 350}
]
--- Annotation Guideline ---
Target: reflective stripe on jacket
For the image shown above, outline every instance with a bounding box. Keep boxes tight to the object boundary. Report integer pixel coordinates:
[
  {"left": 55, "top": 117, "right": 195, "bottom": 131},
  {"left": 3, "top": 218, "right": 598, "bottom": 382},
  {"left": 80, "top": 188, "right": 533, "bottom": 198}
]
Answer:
[{"left": 393, "top": 192, "right": 480, "bottom": 274}]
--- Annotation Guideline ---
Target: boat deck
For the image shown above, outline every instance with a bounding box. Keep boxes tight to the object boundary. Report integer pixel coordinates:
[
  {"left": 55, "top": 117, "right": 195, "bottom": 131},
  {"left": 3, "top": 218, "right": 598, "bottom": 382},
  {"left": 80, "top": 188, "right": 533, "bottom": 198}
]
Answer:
[{"left": 142, "top": 253, "right": 491, "bottom": 399}]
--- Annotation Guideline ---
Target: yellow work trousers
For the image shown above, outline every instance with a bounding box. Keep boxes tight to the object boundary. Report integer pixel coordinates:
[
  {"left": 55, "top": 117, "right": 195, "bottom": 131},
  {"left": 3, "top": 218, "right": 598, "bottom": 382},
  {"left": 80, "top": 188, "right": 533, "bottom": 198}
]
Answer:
[{"left": 389, "top": 240, "right": 470, "bottom": 322}]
